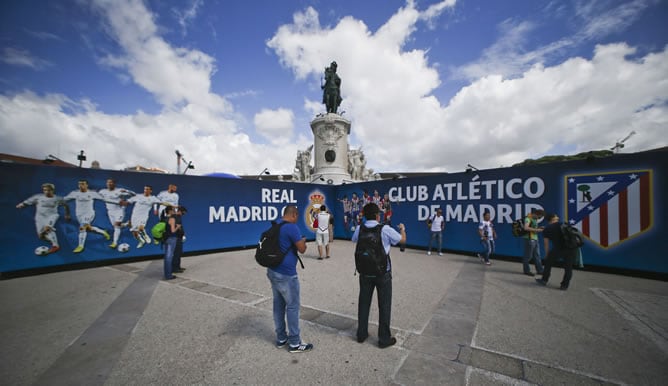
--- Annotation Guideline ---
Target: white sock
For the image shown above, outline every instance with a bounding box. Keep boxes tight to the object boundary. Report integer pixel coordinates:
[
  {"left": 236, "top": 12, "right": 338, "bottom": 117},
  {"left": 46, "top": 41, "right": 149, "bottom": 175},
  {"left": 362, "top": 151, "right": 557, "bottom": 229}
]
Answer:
[
  {"left": 78, "top": 230, "right": 87, "bottom": 246},
  {"left": 113, "top": 226, "right": 121, "bottom": 244}
]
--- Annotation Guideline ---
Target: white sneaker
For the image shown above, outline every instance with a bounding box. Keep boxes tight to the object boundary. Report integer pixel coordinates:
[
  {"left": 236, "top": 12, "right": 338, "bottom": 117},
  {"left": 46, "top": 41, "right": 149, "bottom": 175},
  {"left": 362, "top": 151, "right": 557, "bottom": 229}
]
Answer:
[
  {"left": 143, "top": 234, "right": 151, "bottom": 243},
  {"left": 427, "top": 251, "right": 431, "bottom": 255},
  {"left": 289, "top": 343, "right": 313, "bottom": 353},
  {"left": 438, "top": 252, "right": 443, "bottom": 256},
  {"left": 137, "top": 240, "right": 145, "bottom": 249}
]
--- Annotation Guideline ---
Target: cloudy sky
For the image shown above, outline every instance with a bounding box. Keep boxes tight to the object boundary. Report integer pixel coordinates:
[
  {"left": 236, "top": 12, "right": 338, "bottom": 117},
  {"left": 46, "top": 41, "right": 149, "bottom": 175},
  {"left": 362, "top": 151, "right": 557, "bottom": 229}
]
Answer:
[{"left": 1, "top": 0, "right": 666, "bottom": 176}]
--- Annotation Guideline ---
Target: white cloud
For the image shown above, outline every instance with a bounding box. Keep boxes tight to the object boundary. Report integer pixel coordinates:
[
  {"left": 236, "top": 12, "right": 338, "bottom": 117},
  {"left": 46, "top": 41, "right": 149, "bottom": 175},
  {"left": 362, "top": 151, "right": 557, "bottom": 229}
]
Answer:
[
  {"left": 267, "top": 4, "right": 667, "bottom": 172},
  {"left": 0, "top": 0, "right": 665, "bottom": 178},
  {"left": 430, "top": 43, "right": 668, "bottom": 168},
  {"left": 453, "top": 0, "right": 657, "bottom": 82},
  {"left": 24, "top": 29, "right": 64, "bottom": 41},
  {"left": 173, "top": 0, "right": 203, "bottom": 37},
  {"left": 0, "top": 90, "right": 311, "bottom": 175},
  {"left": 575, "top": 0, "right": 656, "bottom": 40},
  {"left": 92, "top": 0, "right": 220, "bottom": 109},
  {"left": 420, "top": 0, "right": 456, "bottom": 29},
  {"left": 254, "top": 108, "right": 295, "bottom": 143},
  {"left": 1, "top": 47, "right": 51, "bottom": 70},
  {"left": 452, "top": 19, "right": 540, "bottom": 80},
  {"left": 0, "top": 0, "right": 311, "bottom": 175}
]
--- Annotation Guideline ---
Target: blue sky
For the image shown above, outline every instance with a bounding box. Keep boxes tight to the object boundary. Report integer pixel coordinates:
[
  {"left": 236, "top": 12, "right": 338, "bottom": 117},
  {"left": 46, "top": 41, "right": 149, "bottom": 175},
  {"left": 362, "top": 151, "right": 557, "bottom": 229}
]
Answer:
[{"left": 1, "top": 0, "right": 666, "bottom": 176}]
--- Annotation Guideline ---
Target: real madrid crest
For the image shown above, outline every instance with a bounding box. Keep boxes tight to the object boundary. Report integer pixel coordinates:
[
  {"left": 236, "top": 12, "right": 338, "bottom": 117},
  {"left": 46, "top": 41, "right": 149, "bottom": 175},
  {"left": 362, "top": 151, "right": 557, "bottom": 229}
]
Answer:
[{"left": 306, "top": 191, "right": 326, "bottom": 231}]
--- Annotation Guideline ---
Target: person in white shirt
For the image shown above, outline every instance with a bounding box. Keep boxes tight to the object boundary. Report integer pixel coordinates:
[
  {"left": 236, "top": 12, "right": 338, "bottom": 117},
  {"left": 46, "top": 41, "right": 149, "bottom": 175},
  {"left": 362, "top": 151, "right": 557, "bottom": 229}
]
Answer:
[
  {"left": 426, "top": 208, "right": 445, "bottom": 256},
  {"left": 122, "top": 185, "right": 163, "bottom": 248},
  {"left": 477, "top": 212, "right": 497, "bottom": 265},
  {"left": 16, "top": 183, "right": 69, "bottom": 254},
  {"left": 315, "top": 205, "right": 331, "bottom": 260},
  {"left": 63, "top": 180, "right": 111, "bottom": 253},
  {"left": 154, "top": 184, "right": 179, "bottom": 217},
  {"left": 98, "top": 178, "right": 135, "bottom": 249}
]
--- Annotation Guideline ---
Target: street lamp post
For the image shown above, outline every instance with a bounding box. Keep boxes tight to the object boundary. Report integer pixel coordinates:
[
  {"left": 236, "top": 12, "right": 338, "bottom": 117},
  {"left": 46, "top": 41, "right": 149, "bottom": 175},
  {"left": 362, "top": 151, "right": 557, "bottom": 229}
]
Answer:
[
  {"left": 175, "top": 150, "right": 194, "bottom": 174},
  {"left": 257, "top": 168, "right": 270, "bottom": 180},
  {"left": 77, "top": 150, "right": 87, "bottom": 168}
]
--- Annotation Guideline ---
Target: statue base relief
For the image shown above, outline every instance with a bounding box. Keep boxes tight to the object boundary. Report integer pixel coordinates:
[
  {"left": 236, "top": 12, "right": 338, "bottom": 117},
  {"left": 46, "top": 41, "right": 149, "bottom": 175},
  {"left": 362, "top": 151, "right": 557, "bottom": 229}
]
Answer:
[{"left": 310, "top": 113, "right": 352, "bottom": 185}]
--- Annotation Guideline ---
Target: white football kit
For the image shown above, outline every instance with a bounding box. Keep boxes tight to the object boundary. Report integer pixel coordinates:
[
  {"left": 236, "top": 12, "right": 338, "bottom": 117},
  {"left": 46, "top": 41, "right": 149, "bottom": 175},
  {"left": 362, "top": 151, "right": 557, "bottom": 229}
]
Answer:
[
  {"left": 156, "top": 191, "right": 179, "bottom": 214},
  {"left": 64, "top": 190, "right": 105, "bottom": 225},
  {"left": 99, "top": 188, "right": 134, "bottom": 224},
  {"left": 128, "top": 195, "right": 161, "bottom": 230},
  {"left": 21, "top": 194, "right": 64, "bottom": 234}
]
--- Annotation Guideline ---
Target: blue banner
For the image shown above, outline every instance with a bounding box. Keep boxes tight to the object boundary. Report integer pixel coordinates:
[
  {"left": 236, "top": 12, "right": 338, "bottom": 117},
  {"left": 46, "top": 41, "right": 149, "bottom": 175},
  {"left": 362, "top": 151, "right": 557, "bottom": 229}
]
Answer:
[
  {"left": 1, "top": 148, "right": 666, "bottom": 274},
  {"left": 2, "top": 163, "right": 337, "bottom": 272},
  {"left": 330, "top": 151, "right": 666, "bottom": 274}
]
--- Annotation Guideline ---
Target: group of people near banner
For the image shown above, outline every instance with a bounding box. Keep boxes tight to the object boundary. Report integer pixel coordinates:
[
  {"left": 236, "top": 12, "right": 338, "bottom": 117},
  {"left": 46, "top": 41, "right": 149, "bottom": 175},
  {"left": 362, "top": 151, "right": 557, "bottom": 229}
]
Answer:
[
  {"left": 267, "top": 202, "right": 407, "bottom": 353},
  {"left": 470, "top": 208, "right": 579, "bottom": 290}
]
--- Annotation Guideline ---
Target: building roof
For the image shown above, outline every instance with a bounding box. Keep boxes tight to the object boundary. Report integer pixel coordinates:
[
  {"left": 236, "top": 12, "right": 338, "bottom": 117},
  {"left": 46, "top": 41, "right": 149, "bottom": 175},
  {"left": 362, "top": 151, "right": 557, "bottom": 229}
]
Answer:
[{"left": 0, "top": 153, "right": 77, "bottom": 167}]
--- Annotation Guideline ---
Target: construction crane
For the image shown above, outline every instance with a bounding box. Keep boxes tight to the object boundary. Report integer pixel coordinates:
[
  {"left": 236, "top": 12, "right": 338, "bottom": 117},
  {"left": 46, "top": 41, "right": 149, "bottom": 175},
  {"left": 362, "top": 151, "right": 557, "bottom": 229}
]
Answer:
[{"left": 610, "top": 131, "right": 636, "bottom": 153}]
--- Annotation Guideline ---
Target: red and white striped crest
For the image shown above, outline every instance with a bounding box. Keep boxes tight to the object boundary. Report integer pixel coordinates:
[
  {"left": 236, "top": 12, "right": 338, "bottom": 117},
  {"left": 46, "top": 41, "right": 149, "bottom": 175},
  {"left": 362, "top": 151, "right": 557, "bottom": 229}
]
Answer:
[{"left": 565, "top": 170, "right": 652, "bottom": 248}]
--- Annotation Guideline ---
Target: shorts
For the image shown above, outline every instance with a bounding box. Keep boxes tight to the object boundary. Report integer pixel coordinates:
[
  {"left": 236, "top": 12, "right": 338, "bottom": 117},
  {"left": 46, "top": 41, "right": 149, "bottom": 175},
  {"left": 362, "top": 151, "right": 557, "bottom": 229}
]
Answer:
[
  {"left": 36, "top": 214, "right": 59, "bottom": 234},
  {"left": 316, "top": 231, "right": 329, "bottom": 246},
  {"left": 76, "top": 213, "right": 95, "bottom": 226},
  {"left": 107, "top": 207, "right": 125, "bottom": 224}
]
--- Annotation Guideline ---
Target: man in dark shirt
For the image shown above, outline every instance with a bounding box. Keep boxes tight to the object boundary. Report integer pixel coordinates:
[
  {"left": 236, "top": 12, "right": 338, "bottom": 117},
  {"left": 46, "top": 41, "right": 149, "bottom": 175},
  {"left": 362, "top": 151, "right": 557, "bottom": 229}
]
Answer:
[
  {"left": 172, "top": 206, "right": 187, "bottom": 273},
  {"left": 536, "top": 213, "right": 577, "bottom": 290}
]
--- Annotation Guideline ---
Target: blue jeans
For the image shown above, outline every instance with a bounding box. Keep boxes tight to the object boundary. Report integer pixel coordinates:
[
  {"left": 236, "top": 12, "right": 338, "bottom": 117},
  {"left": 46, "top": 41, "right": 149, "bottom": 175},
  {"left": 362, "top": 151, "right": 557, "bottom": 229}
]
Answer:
[
  {"left": 523, "top": 239, "right": 544, "bottom": 274},
  {"left": 163, "top": 236, "right": 177, "bottom": 279},
  {"left": 357, "top": 271, "right": 393, "bottom": 344},
  {"left": 172, "top": 237, "right": 183, "bottom": 270},
  {"left": 480, "top": 238, "right": 495, "bottom": 263},
  {"left": 428, "top": 231, "right": 442, "bottom": 253},
  {"left": 266, "top": 269, "right": 301, "bottom": 346}
]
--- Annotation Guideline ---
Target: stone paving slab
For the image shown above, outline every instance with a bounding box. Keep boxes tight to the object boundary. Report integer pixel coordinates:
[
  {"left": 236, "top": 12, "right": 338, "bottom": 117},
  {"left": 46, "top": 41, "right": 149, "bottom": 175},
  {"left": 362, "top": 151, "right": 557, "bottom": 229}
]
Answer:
[
  {"left": 0, "top": 267, "right": 135, "bottom": 386},
  {"left": 1, "top": 240, "right": 667, "bottom": 385}
]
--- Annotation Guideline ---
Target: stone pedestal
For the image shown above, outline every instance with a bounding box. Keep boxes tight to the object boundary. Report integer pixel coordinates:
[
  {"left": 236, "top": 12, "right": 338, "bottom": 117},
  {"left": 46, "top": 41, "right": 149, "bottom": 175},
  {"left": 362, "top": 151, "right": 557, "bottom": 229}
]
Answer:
[{"left": 310, "top": 114, "right": 352, "bottom": 185}]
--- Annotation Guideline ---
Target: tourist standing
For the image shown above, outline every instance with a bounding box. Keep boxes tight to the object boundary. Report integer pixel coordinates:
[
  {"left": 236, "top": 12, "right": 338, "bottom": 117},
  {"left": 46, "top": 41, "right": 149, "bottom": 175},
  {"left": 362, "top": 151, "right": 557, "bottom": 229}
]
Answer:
[
  {"left": 266, "top": 205, "right": 312, "bottom": 353},
  {"left": 427, "top": 208, "right": 445, "bottom": 256}
]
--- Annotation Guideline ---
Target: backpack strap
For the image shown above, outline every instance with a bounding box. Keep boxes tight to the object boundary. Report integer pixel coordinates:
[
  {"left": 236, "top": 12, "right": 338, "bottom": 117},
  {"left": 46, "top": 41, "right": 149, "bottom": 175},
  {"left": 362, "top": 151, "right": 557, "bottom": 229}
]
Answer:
[
  {"left": 372, "top": 224, "right": 388, "bottom": 257},
  {"left": 277, "top": 221, "right": 305, "bottom": 269}
]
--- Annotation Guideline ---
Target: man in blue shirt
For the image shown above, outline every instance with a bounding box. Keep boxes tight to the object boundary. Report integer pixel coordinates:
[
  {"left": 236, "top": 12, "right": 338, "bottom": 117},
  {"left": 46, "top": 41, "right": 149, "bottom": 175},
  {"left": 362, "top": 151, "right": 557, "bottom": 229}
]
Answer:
[
  {"left": 352, "top": 203, "right": 406, "bottom": 348},
  {"left": 266, "top": 205, "right": 312, "bottom": 353}
]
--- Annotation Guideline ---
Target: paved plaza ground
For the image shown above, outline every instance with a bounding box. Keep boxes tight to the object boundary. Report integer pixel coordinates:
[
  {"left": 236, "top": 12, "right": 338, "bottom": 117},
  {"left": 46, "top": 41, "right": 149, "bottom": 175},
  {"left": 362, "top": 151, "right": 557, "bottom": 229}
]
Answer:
[{"left": 1, "top": 240, "right": 667, "bottom": 385}]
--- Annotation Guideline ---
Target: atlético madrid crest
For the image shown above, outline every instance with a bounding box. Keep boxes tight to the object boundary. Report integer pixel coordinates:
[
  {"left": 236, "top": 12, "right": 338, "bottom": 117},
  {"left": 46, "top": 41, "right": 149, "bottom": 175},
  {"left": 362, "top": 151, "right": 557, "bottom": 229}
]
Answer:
[{"left": 565, "top": 170, "right": 653, "bottom": 249}]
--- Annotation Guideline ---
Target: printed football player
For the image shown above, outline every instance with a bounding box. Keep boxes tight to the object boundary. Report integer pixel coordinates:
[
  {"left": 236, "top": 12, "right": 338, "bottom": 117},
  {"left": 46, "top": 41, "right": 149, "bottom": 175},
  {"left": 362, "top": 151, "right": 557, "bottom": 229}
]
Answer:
[
  {"left": 338, "top": 195, "right": 352, "bottom": 231},
  {"left": 98, "top": 178, "right": 135, "bottom": 249},
  {"left": 122, "top": 185, "right": 165, "bottom": 248},
  {"left": 154, "top": 184, "right": 179, "bottom": 217},
  {"left": 350, "top": 192, "right": 362, "bottom": 227},
  {"left": 16, "top": 183, "right": 69, "bottom": 254},
  {"left": 63, "top": 180, "right": 112, "bottom": 253}
]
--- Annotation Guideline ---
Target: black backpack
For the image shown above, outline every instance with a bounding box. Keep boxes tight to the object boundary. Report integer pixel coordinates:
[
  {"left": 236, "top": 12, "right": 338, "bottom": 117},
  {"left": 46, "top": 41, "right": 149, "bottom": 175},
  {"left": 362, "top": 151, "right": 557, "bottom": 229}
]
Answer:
[
  {"left": 512, "top": 218, "right": 528, "bottom": 237},
  {"left": 560, "top": 223, "right": 584, "bottom": 249},
  {"left": 255, "top": 222, "right": 304, "bottom": 269},
  {"left": 354, "top": 224, "right": 389, "bottom": 276},
  {"left": 255, "top": 222, "right": 288, "bottom": 268}
]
